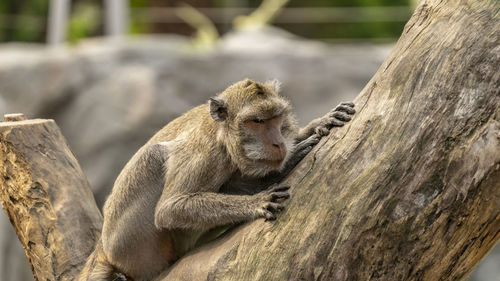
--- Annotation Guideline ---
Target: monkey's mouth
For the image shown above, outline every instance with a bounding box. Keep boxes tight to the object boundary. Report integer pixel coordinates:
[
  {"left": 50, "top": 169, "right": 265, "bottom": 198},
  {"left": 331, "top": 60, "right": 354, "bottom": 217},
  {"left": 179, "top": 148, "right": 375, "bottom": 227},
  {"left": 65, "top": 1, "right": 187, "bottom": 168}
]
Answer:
[{"left": 259, "top": 158, "right": 285, "bottom": 167}]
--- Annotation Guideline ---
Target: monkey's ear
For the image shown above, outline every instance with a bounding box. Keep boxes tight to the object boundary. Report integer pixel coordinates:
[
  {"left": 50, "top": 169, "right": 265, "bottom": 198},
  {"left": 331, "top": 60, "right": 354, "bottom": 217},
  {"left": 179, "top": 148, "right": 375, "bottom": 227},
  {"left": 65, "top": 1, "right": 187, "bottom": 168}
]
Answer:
[
  {"left": 243, "top": 78, "right": 254, "bottom": 88},
  {"left": 209, "top": 97, "right": 228, "bottom": 122},
  {"left": 265, "top": 79, "right": 282, "bottom": 93}
]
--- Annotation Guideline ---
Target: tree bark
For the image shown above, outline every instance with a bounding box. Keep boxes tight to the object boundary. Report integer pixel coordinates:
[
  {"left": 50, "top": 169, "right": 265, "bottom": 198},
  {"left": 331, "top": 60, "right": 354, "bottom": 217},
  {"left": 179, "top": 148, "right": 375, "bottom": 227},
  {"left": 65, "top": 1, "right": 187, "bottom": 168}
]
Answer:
[
  {"left": 1, "top": 0, "right": 499, "bottom": 280},
  {"left": 0, "top": 116, "right": 102, "bottom": 281}
]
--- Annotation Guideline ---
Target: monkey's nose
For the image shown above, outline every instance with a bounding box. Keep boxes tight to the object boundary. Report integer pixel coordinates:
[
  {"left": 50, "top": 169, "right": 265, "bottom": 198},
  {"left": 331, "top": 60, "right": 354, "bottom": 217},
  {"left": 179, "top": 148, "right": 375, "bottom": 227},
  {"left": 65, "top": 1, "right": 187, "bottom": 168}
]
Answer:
[
  {"left": 272, "top": 142, "right": 284, "bottom": 150},
  {"left": 272, "top": 142, "right": 286, "bottom": 159}
]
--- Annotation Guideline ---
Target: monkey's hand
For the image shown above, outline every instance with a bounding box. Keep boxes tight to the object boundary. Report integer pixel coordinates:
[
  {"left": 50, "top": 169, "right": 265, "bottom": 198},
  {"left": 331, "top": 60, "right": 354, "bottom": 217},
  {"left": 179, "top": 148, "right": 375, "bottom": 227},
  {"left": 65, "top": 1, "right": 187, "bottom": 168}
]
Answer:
[
  {"left": 283, "top": 104, "right": 354, "bottom": 175},
  {"left": 314, "top": 102, "right": 356, "bottom": 136},
  {"left": 252, "top": 184, "right": 290, "bottom": 221}
]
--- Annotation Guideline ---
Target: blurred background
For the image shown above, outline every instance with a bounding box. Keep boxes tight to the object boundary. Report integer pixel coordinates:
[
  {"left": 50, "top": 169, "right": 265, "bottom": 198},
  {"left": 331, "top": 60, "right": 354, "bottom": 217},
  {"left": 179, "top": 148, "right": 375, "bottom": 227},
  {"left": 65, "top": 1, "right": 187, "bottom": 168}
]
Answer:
[{"left": 0, "top": 1, "right": 497, "bottom": 280}]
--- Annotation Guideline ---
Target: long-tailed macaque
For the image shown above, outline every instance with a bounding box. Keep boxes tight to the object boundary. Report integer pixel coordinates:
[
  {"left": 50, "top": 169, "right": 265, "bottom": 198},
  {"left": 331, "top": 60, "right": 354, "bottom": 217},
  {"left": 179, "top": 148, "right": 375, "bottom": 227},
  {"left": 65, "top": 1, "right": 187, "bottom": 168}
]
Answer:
[{"left": 79, "top": 79, "right": 355, "bottom": 281}]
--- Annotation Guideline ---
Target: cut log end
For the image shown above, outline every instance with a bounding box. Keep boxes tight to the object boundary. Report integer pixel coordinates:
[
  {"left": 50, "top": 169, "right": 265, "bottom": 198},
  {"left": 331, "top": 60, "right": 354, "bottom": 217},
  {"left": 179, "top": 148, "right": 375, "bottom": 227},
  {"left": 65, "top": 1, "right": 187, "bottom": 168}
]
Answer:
[
  {"left": 0, "top": 118, "right": 103, "bottom": 281},
  {"left": 4, "top": 113, "right": 27, "bottom": 122}
]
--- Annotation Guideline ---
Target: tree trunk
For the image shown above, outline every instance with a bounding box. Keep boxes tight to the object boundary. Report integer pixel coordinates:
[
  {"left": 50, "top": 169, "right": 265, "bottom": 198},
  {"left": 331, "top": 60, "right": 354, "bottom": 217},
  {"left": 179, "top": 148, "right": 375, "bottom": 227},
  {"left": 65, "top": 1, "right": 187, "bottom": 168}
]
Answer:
[
  {"left": 1, "top": 0, "right": 499, "bottom": 280},
  {"left": 158, "top": 1, "right": 500, "bottom": 280}
]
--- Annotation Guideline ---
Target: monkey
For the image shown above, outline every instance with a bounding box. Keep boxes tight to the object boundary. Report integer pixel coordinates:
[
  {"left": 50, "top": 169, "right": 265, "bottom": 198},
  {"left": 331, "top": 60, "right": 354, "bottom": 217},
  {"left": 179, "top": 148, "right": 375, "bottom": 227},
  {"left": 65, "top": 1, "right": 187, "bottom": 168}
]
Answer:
[{"left": 78, "top": 78, "right": 355, "bottom": 281}]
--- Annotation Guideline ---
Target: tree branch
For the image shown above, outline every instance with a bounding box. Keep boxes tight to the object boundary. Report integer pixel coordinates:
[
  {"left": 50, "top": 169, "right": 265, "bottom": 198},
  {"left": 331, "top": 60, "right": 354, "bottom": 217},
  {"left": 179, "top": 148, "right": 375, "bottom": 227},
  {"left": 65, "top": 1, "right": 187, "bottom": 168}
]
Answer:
[
  {"left": 158, "top": 1, "right": 500, "bottom": 280},
  {"left": 0, "top": 116, "right": 102, "bottom": 281}
]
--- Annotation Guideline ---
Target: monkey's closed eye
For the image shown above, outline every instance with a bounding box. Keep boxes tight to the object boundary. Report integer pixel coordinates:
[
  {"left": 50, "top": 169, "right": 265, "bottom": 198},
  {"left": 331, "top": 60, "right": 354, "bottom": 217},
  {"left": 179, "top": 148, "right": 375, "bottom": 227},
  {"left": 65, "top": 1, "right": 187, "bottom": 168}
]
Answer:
[{"left": 253, "top": 118, "right": 264, "bottom": 124}]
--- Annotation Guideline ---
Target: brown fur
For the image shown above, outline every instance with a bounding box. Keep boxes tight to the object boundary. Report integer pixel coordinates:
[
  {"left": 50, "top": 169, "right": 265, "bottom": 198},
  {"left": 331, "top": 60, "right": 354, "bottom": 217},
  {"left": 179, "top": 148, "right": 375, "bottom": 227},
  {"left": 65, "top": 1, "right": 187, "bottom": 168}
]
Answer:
[{"left": 78, "top": 78, "right": 355, "bottom": 281}]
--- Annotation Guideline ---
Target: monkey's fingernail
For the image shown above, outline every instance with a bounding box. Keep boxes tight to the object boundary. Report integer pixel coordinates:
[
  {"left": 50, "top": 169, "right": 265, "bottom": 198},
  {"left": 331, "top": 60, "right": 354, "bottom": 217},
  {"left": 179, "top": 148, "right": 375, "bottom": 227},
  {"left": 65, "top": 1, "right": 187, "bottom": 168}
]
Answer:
[
  {"left": 266, "top": 203, "right": 284, "bottom": 212},
  {"left": 274, "top": 185, "right": 290, "bottom": 192},
  {"left": 341, "top": 102, "right": 355, "bottom": 107},
  {"left": 271, "top": 191, "right": 290, "bottom": 201},
  {"left": 264, "top": 209, "right": 277, "bottom": 220},
  {"left": 312, "top": 135, "right": 321, "bottom": 142},
  {"left": 333, "top": 112, "right": 351, "bottom": 121},
  {"left": 330, "top": 118, "right": 345, "bottom": 127},
  {"left": 336, "top": 105, "right": 356, "bottom": 114}
]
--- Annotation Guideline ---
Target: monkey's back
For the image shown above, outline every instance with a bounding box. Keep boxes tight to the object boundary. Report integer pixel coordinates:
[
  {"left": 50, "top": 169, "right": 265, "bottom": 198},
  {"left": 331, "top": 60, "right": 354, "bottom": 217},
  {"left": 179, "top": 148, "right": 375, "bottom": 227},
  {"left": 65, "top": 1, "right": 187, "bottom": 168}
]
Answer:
[
  {"left": 148, "top": 104, "right": 213, "bottom": 144},
  {"left": 100, "top": 103, "right": 221, "bottom": 280}
]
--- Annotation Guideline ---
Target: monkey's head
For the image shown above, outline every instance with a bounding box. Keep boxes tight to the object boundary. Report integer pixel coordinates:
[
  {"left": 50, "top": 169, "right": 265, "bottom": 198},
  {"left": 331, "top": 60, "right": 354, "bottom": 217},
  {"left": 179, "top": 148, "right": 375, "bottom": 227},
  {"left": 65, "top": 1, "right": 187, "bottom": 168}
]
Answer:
[{"left": 209, "top": 78, "right": 298, "bottom": 177}]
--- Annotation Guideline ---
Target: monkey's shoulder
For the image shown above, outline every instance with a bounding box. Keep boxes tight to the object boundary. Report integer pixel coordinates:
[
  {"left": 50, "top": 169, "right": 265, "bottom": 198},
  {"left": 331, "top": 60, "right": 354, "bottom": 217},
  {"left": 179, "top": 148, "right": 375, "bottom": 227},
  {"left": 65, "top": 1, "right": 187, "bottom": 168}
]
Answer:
[{"left": 148, "top": 104, "right": 212, "bottom": 144}]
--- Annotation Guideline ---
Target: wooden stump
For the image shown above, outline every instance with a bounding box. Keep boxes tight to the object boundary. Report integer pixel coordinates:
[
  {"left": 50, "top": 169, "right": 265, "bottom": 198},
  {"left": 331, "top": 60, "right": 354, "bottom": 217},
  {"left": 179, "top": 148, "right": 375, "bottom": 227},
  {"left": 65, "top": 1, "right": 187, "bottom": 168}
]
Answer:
[{"left": 0, "top": 115, "right": 102, "bottom": 281}]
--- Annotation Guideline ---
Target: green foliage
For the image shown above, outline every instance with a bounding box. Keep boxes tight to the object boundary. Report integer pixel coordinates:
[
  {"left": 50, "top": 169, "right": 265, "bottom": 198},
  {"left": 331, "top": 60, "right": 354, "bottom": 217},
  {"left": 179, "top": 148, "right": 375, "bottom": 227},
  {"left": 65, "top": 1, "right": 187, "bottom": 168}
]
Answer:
[
  {"left": 234, "top": 0, "right": 289, "bottom": 30},
  {"left": 0, "top": 0, "right": 413, "bottom": 43},
  {"left": 0, "top": 0, "right": 49, "bottom": 42},
  {"left": 130, "top": 0, "right": 150, "bottom": 34},
  {"left": 251, "top": 0, "right": 411, "bottom": 7},
  {"left": 11, "top": 18, "right": 41, "bottom": 42},
  {"left": 279, "top": 21, "right": 407, "bottom": 42},
  {"left": 236, "top": 0, "right": 411, "bottom": 40},
  {"left": 67, "top": 2, "right": 100, "bottom": 44},
  {"left": 176, "top": 3, "right": 219, "bottom": 50}
]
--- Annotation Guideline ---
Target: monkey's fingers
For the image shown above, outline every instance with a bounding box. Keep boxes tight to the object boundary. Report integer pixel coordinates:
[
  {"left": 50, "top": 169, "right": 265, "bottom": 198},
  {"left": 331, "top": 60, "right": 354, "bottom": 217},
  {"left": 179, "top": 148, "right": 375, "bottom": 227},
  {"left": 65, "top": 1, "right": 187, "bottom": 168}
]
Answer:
[
  {"left": 301, "top": 134, "right": 321, "bottom": 146},
  {"left": 340, "top": 101, "right": 355, "bottom": 108},
  {"left": 295, "top": 134, "right": 321, "bottom": 152},
  {"left": 112, "top": 273, "right": 128, "bottom": 281},
  {"left": 330, "top": 111, "right": 352, "bottom": 122},
  {"left": 271, "top": 191, "right": 290, "bottom": 202},
  {"left": 334, "top": 103, "right": 356, "bottom": 115},
  {"left": 264, "top": 210, "right": 277, "bottom": 221},
  {"left": 326, "top": 118, "right": 345, "bottom": 128},
  {"left": 268, "top": 183, "right": 290, "bottom": 192},
  {"left": 292, "top": 145, "right": 313, "bottom": 162},
  {"left": 315, "top": 125, "right": 331, "bottom": 136},
  {"left": 266, "top": 202, "right": 285, "bottom": 212}
]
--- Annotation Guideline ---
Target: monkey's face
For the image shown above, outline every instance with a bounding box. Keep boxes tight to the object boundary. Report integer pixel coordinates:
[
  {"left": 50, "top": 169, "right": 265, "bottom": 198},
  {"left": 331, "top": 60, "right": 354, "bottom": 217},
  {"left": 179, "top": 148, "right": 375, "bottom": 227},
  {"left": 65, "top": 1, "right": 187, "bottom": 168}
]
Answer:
[
  {"left": 241, "top": 114, "right": 289, "bottom": 165},
  {"left": 236, "top": 106, "right": 297, "bottom": 177},
  {"left": 209, "top": 79, "right": 296, "bottom": 177}
]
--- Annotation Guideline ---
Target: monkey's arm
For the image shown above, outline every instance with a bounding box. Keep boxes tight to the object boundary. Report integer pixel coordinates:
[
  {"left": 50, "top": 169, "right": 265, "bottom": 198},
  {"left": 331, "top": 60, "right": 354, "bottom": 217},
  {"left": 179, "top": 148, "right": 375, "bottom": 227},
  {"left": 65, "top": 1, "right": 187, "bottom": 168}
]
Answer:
[
  {"left": 154, "top": 185, "right": 289, "bottom": 230},
  {"left": 154, "top": 186, "right": 286, "bottom": 230},
  {"left": 153, "top": 143, "right": 291, "bottom": 231},
  {"left": 296, "top": 102, "right": 355, "bottom": 142}
]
